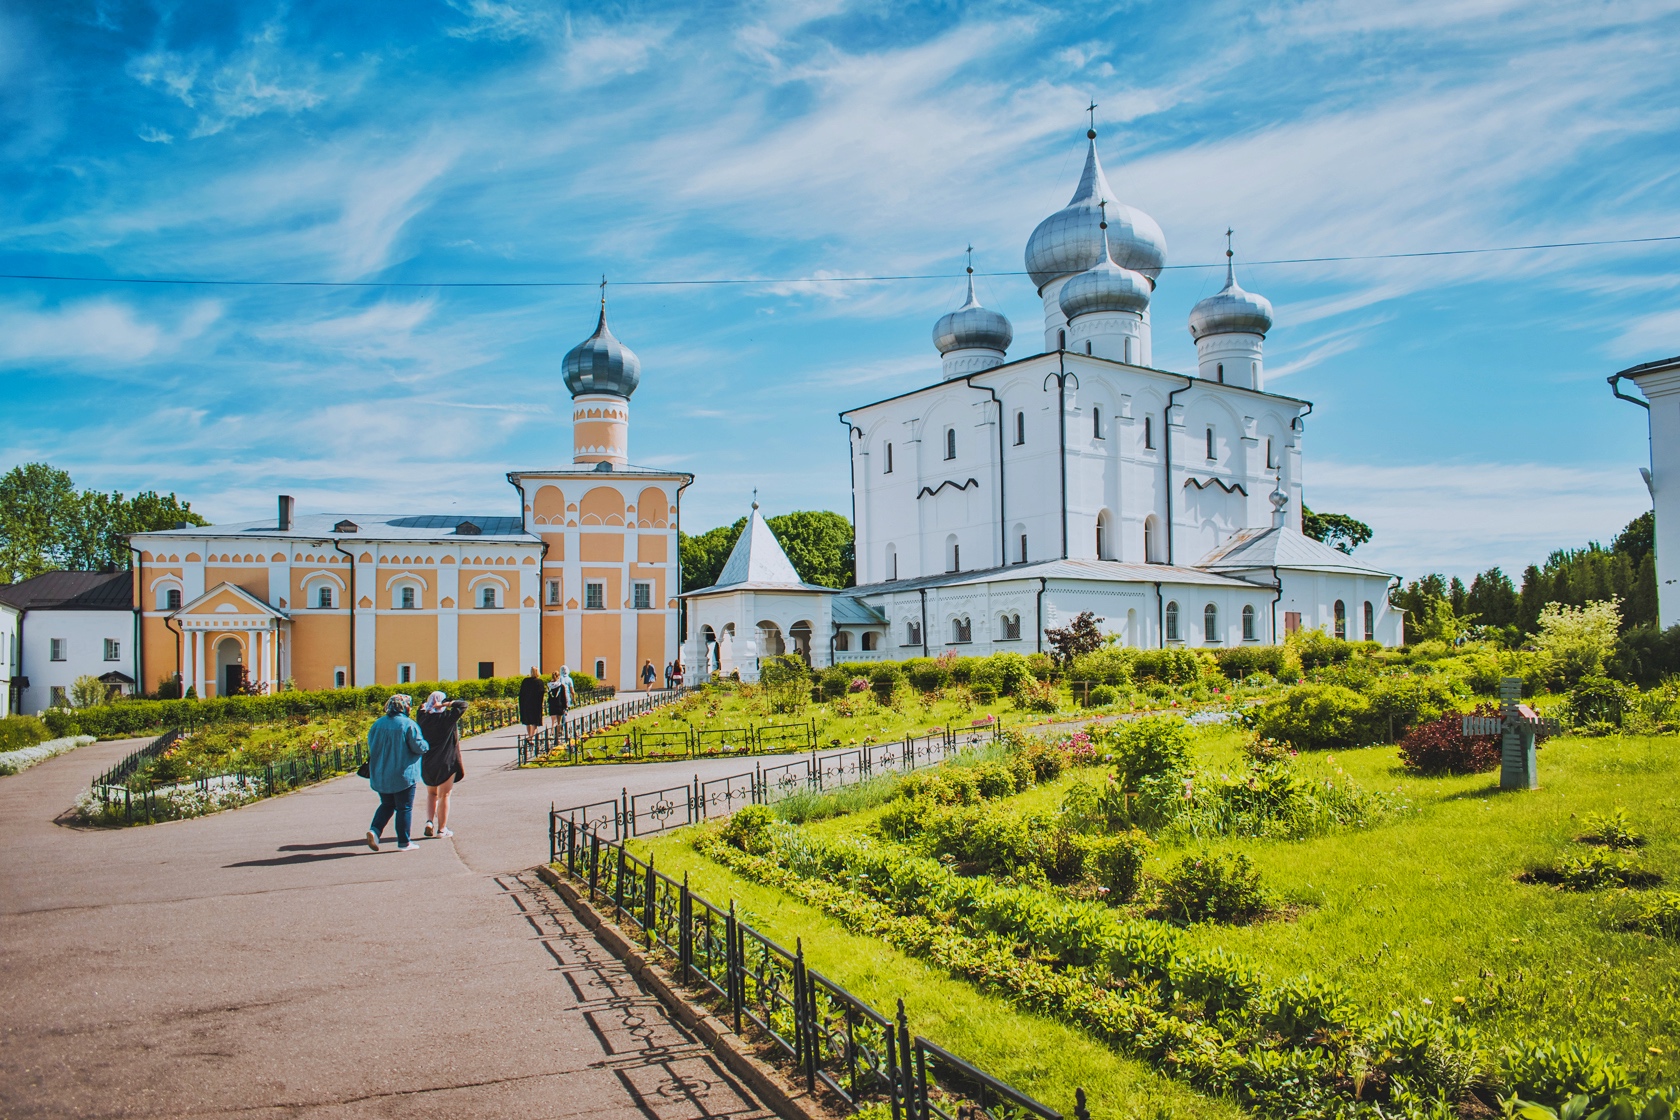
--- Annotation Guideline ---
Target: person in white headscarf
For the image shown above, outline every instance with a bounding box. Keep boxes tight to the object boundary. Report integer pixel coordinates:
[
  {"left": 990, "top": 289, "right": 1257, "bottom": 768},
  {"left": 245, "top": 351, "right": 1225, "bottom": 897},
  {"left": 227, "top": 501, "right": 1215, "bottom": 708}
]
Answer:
[
  {"left": 546, "top": 665, "right": 573, "bottom": 729},
  {"left": 417, "top": 690, "right": 468, "bottom": 838}
]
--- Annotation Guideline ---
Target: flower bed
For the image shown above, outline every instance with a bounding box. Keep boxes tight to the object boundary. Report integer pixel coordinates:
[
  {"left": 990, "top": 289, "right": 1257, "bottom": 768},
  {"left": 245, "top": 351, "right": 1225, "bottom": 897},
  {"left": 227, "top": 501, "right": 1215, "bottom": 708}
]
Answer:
[{"left": 0, "top": 735, "right": 96, "bottom": 776}]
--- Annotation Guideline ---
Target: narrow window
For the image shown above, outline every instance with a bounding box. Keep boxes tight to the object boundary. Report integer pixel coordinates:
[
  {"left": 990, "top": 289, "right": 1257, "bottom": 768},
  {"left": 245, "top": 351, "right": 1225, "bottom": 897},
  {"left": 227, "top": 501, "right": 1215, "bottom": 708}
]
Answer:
[
  {"left": 1205, "top": 426, "right": 1215, "bottom": 461},
  {"left": 952, "top": 542, "right": 960, "bottom": 571},
  {"left": 1144, "top": 518, "right": 1157, "bottom": 563},
  {"left": 906, "top": 621, "right": 922, "bottom": 646},
  {"left": 336, "top": 668, "right": 349, "bottom": 687},
  {"left": 594, "top": 659, "right": 606, "bottom": 680},
  {"left": 585, "top": 582, "right": 605, "bottom": 610},
  {"left": 1124, "top": 336, "right": 1134, "bottom": 363},
  {"left": 1363, "top": 600, "right": 1375, "bottom": 641},
  {"left": 546, "top": 579, "right": 561, "bottom": 605},
  {"left": 1203, "top": 603, "right": 1218, "bottom": 642},
  {"left": 1014, "top": 411, "right": 1025, "bottom": 446},
  {"left": 1085, "top": 340, "right": 1092, "bottom": 355},
  {"left": 1266, "top": 438, "right": 1276, "bottom": 470},
  {"left": 1334, "top": 599, "right": 1347, "bottom": 640},
  {"left": 1057, "top": 328, "right": 1066, "bottom": 350},
  {"left": 400, "top": 586, "right": 416, "bottom": 610},
  {"left": 165, "top": 588, "right": 182, "bottom": 610},
  {"left": 1242, "top": 604, "right": 1256, "bottom": 641},
  {"left": 398, "top": 664, "right": 414, "bottom": 684},
  {"left": 1144, "top": 416, "right": 1155, "bottom": 450},
  {"left": 317, "top": 586, "right": 333, "bottom": 609},
  {"left": 1018, "top": 534, "right": 1028, "bottom": 564},
  {"left": 1093, "top": 407, "right": 1103, "bottom": 439},
  {"left": 951, "top": 617, "right": 971, "bottom": 644},
  {"left": 884, "top": 442, "right": 893, "bottom": 474},
  {"left": 1095, "top": 511, "right": 1109, "bottom": 560},
  {"left": 480, "top": 585, "right": 497, "bottom": 609},
  {"left": 862, "top": 631, "right": 879, "bottom": 651},
  {"left": 944, "top": 428, "right": 956, "bottom": 460},
  {"left": 51, "top": 638, "right": 66, "bottom": 661},
  {"left": 1003, "top": 614, "right": 1021, "bottom": 640},
  {"left": 835, "top": 631, "right": 851, "bottom": 652},
  {"left": 633, "top": 582, "right": 653, "bottom": 610},
  {"left": 1216, "top": 362, "right": 1224, "bottom": 383},
  {"left": 1165, "top": 601, "right": 1179, "bottom": 641}
]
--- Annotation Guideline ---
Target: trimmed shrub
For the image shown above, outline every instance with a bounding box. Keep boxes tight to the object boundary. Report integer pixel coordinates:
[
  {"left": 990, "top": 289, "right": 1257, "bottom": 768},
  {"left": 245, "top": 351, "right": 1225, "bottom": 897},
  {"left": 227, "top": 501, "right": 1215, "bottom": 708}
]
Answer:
[
  {"left": 1080, "top": 829, "right": 1151, "bottom": 901},
  {"left": 905, "top": 658, "right": 948, "bottom": 692},
  {"left": 1130, "top": 647, "right": 1203, "bottom": 684},
  {"left": 0, "top": 715, "right": 50, "bottom": 752},
  {"left": 720, "top": 804, "right": 779, "bottom": 855},
  {"left": 1361, "top": 675, "right": 1457, "bottom": 742},
  {"left": 1247, "top": 683, "right": 1371, "bottom": 751},
  {"left": 1215, "top": 645, "right": 1286, "bottom": 680},
  {"left": 1397, "top": 705, "right": 1501, "bottom": 775},
  {"left": 1087, "top": 684, "right": 1119, "bottom": 707},
  {"left": 1156, "top": 851, "right": 1269, "bottom": 923},
  {"left": 869, "top": 664, "right": 907, "bottom": 703},
  {"left": 970, "top": 651, "right": 1034, "bottom": 698}
]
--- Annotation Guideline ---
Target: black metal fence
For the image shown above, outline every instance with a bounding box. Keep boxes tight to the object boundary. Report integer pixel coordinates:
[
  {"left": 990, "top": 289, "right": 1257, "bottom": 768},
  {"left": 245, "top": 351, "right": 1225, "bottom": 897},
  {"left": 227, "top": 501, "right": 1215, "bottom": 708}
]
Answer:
[
  {"left": 92, "top": 728, "right": 182, "bottom": 788},
  {"left": 550, "top": 812, "right": 1087, "bottom": 1119},
  {"left": 552, "top": 723, "right": 995, "bottom": 843},
  {"left": 460, "top": 700, "right": 519, "bottom": 738},
  {"left": 88, "top": 741, "right": 368, "bottom": 825},
  {"left": 516, "top": 687, "right": 698, "bottom": 765}
]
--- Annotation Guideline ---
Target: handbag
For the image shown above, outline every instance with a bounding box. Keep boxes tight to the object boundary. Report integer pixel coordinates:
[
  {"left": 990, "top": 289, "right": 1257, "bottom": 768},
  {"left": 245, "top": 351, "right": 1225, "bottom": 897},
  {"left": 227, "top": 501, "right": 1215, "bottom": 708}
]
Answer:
[{"left": 356, "top": 760, "right": 370, "bottom": 778}]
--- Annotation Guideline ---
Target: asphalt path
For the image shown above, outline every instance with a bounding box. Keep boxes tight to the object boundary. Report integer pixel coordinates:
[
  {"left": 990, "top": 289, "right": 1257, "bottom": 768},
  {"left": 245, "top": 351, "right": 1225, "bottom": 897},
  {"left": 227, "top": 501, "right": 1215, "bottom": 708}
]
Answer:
[{"left": 0, "top": 703, "right": 786, "bottom": 1120}]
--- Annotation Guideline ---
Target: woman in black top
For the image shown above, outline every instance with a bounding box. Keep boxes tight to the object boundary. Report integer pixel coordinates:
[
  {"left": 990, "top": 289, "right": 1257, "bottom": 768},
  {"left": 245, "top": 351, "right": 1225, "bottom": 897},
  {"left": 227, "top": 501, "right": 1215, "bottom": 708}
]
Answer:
[
  {"left": 418, "top": 691, "right": 468, "bottom": 838},
  {"left": 518, "top": 667, "right": 545, "bottom": 735}
]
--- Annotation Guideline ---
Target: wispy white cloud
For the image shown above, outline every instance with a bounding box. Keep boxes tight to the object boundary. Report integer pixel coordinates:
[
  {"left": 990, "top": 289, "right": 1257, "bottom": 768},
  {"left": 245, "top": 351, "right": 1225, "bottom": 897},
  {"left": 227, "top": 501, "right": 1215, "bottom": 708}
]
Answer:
[
  {"left": 445, "top": 0, "right": 552, "bottom": 42},
  {"left": 0, "top": 299, "right": 220, "bottom": 365}
]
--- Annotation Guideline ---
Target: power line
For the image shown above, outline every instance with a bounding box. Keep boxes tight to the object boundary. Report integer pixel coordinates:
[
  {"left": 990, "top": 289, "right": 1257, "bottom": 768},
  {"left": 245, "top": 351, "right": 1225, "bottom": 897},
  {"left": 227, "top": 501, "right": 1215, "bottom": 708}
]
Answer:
[{"left": 0, "top": 232, "right": 1674, "bottom": 290}]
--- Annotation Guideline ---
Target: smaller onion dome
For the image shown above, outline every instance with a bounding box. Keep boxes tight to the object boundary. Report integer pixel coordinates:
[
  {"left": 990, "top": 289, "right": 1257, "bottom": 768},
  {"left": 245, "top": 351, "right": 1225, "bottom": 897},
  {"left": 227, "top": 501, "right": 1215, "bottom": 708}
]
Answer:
[
  {"left": 563, "top": 298, "right": 641, "bottom": 398},
  {"left": 933, "top": 267, "right": 1013, "bottom": 356},
  {"left": 1058, "top": 209, "right": 1152, "bottom": 320},
  {"left": 1188, "top": 245, "right": 1274, "bottom": 340}
]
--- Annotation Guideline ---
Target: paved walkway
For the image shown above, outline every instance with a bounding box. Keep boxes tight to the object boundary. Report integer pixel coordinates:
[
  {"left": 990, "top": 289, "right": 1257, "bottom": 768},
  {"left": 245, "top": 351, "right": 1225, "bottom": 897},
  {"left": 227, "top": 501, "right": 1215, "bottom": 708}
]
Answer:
[{"left": 0, "top": 714, "right": 787, "bottom": 1120}]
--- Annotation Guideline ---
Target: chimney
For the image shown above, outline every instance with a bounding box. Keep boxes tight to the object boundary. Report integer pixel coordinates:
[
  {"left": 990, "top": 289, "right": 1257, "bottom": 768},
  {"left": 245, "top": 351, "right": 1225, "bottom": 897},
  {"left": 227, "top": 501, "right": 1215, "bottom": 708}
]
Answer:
[{"left": 278, "top": 495, "right": 294, "bottom": 531}]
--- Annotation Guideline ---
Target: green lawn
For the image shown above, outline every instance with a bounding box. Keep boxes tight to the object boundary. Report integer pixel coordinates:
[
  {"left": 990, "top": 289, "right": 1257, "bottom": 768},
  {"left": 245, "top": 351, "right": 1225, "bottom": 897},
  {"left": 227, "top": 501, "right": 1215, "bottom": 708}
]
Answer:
[{"left": 622, "top": 724, "right": 1680, "bottom": 1111}]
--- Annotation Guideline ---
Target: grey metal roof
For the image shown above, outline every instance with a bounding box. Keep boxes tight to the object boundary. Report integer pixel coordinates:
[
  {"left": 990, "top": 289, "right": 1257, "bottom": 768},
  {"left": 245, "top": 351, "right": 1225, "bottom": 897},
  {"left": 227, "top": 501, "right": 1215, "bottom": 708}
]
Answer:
[
  {"left": 0, "top": 570, "right": 133, "bottom": 612},
  {"left": 1188, "top": 260, "right": 1274, "bottom": 340},
  {"left": 1195, "top": 526, "right": 1394, "bottom": 578},
  {"left": 133, "top": 513, "right": 538, "bottom": 544},
  {"left": 831, "top": 596, "right": 888, "bottom": 625},
  {"left": 932, "top": 273, "right": 1013, "bottom": 356},
  {"left": 1025, "top": 135, "right": 1166, "bottom": 291},
  {"left": 849, "top": 558, "right": 1267, "bottom": 597},
  {"left": 563, "top": 303, "right": 640, "bottom": 399}
]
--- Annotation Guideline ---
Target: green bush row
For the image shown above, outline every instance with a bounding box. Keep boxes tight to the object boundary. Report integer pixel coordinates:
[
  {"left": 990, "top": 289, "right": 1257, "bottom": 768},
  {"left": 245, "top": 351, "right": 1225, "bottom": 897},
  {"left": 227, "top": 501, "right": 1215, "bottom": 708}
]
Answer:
[{"left": 0, "top": 715, "right": 52, "bottom": 752}]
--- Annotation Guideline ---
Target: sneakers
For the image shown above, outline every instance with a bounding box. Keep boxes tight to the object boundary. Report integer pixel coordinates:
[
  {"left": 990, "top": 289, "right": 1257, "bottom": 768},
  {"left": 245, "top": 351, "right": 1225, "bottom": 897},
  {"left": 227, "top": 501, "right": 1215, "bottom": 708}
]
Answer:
[
  {"left": 437, "top": 827, "right": 453, "bottom": 838},
  {"left": 423, "top": 820, "right": 436, "bottom": 837},
  {"left": 365, "top": 829, "right": 380, "bottom": 852},
  {"left": 396, "top": 842, "right": 419, "bottom": 852}
]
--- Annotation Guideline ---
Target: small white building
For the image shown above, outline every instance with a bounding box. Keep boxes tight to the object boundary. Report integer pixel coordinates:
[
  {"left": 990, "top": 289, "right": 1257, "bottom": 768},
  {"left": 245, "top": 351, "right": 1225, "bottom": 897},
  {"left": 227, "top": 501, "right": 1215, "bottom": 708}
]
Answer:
[
  {"left": 1, "top": 599, "right": 19, "bottom": 715},
  {"left": 1616, "top": 355, "right": 1680, "bottom": 630},
  {"left": 0, "top": 571, "right": 137, "bottom": 714}
]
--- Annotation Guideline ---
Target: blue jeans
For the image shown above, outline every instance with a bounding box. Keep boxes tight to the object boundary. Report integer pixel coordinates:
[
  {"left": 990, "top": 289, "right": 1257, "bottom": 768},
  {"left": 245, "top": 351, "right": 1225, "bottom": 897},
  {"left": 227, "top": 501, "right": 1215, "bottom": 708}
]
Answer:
[{"left": 371, "top": 785, "right": 416, "bottom": 847}]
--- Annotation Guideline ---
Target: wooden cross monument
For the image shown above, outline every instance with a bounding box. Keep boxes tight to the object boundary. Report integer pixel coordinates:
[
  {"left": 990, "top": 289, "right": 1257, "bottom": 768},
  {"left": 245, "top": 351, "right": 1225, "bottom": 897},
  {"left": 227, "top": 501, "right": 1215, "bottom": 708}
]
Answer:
[{"left": 1462, "top": 677, "right": 1559, "bottom": 791}]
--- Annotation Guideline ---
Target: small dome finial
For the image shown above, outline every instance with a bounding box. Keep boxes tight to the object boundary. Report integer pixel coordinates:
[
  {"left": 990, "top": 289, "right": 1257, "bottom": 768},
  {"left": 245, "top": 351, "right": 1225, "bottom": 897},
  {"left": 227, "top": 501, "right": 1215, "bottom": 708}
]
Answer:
[
  {"left": 600, "top": 274, "right": 608, "bottom": 309},
  {"left": 1086, "top": 98, "right": 1098, "bottom": 140},
  {"left": 1224, "top": 228, "right": 1235, "bottom": 285},
  {"left": 751, "top": 487, "right": 759, "bottom": 511}
]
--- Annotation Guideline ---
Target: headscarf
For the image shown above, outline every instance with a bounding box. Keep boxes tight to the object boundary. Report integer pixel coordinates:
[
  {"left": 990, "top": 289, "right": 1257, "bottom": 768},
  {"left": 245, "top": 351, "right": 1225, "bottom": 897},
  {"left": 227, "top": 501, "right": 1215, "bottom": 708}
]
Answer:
[
  {"left": 420, "top": 690, "right": 448, "bottom": 713},
  {"left": 385, "top": 694, "right": 413, "bottom": 716}
]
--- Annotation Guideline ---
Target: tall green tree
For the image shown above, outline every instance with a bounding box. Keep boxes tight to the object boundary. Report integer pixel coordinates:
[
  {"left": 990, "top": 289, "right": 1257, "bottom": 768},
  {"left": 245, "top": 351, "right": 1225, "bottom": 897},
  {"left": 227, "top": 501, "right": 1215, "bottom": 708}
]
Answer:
[
  {"left": 1301, "top": 505, "right": 1373, "bottom": 554},
  {"left": 0, "top": 463, "right": 207, "bottom": 583},
  {"left": 678, "top": 510, "right": 855, "bottom": 592},
  {"left": 1464, "top": 567, "right": 1518, "bottom": 628}
]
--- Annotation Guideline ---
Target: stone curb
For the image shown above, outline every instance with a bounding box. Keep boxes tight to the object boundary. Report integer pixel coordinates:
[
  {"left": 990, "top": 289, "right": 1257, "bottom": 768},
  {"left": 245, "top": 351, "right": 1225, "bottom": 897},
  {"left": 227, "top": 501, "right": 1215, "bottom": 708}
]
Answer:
[{"left": 533, "top": 863, "right": 835, "bottom": 1120}]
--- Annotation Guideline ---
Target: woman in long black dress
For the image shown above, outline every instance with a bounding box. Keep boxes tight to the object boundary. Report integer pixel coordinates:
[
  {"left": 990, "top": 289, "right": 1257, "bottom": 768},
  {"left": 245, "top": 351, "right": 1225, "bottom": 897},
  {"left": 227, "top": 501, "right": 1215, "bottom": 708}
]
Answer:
[
  {"left": 518, "top": 667, "right": 545, "bottom": 736},
  {"left": 545, "top": 668, "right": 570, "bottom": 729},
  {"left": 418, "top": 691, "right": 468, "bottom": 838}
]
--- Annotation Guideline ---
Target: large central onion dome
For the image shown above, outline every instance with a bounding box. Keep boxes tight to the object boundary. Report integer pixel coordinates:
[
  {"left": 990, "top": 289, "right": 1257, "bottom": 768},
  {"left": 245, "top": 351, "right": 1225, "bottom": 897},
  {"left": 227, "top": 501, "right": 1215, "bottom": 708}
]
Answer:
[
  {"left": 933, "top": 272, "right": 1014, "bottom": 356},
  {"left": 1025, "top": 130, "right": 1166, "bottom": 293},
  {"left": 1188, "top": 257, "right": 1274, "bottom": 340},
  {"left": 563, "top": 301, "right": 641, "bottom": 398},
  {"left": 1059, "top": 212, "right": 1152, "bottom": 320}
]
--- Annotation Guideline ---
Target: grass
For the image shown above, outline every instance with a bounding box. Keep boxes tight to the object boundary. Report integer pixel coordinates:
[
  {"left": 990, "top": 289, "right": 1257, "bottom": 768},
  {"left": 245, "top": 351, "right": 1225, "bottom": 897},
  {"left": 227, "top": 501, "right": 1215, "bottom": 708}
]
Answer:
[
  {"left": 627, "top": 826, "right": 1244, "bottom": 1120},
  {"left": 625, "top": 723, "right": 1680, "bottom": 1108}
]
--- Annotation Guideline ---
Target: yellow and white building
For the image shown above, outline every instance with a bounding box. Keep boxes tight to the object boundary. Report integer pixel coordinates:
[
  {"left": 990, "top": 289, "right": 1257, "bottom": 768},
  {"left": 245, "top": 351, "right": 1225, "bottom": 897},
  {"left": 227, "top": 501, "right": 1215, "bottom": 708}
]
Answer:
[{"left": 131, "top": 301, "right": 691, "bottom": 697}]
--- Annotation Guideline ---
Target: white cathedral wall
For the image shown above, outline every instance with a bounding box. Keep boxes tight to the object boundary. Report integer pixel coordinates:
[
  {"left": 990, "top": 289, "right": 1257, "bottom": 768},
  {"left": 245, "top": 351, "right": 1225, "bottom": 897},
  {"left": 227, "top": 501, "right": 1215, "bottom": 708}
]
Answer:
[{"left": 1632, "top": 366, "right": 1680, "bottom": 629}]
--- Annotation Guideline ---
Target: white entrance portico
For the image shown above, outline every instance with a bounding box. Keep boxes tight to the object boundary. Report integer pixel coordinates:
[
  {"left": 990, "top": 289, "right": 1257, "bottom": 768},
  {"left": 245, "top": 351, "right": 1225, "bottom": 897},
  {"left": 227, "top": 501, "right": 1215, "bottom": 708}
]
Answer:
[{"left": 173, "top": 582, "right": 291, "bottom": 697}]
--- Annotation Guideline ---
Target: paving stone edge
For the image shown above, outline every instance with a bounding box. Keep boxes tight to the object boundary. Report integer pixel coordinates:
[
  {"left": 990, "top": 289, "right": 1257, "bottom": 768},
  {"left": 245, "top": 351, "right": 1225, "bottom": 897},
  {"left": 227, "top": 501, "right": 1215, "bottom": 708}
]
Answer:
[{"left": 534, "top": 863, "right": 837, "bottom": 1120}]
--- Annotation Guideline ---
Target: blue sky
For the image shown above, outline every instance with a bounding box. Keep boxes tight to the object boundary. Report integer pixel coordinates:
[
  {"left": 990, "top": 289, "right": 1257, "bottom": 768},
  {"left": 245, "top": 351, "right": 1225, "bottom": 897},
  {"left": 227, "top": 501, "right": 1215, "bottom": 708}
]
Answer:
[{"left": 2, "top": 0, "right": 1676, "bottom": 581}]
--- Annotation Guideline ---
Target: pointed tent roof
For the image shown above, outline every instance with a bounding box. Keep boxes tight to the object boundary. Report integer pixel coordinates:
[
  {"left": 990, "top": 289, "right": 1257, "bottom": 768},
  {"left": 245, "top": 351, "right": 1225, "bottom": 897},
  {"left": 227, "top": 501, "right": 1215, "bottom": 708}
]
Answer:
[
  {"left": 1195, "top": 526, "right": 1394, "bottom": 578},
  {"left": 683, "top": 504, "right": 839, "bottom": 597}
]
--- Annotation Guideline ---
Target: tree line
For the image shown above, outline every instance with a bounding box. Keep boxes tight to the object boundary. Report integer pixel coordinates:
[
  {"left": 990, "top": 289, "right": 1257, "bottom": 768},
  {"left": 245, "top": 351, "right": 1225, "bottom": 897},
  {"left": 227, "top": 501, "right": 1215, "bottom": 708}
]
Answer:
[
  {"left": 679, "top": 509, "right": 855, "bottom": 591},
  {"left": 0, "top": 463, "right": 207, "bottom": 585}
]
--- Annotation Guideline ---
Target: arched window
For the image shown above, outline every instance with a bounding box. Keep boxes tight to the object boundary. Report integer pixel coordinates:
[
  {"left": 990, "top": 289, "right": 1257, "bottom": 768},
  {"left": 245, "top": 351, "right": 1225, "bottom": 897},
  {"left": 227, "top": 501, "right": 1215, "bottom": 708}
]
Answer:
[
  {"left": 1242, "top": 604, "right": 1256, "bottom": 641},
  {"left": 1266, "top": 438, "right": 1276, "bottom": 470},
  {"left": 1363, "top": 600, "right": 1375, "bottom": 641},
  {"left": 1204, "top": 603, "right": 1218, "bottom": 642},
  {"left": 1018, "top": 533, "right": 1028, "bottom": 564},
  {"left": 884, "top": 442, "right": 893, "bottom": 473},
  {"left": 1092, "top": 407, "right": 1103, "bottom": 439},
  {"left": 886, "top": 543, "right": 898, "bottom": 581},
  {"left": 1014, "top": 411, "right": 1025, "bottom": 445},
  {"left": 951, "top": 617, "right": 972, "bottom": 644},
  {"left": 945, "top": 534, "right": 960, "bottom": 573},
  {"left": 163, "top": 587, "right": 182, "bottom": 610},
  {"left": 1085, "top": 340, "right": 1092, "bottom": 355},
  {"left": 1165, "top": 601, "right": 1180, "bottom": 641},
  {"left": 906, "top": 620, "right": 922, "bottom": 646},
  {"left": 1124, "top": 336, "right": 1134, "bottom": 363},
  {"left": 1144, "top": 416, "right": 1154, "bottom": 450},
  {"left": 481, "top": 585, "right": 499, "bottom": 609},
  {"left": 1216, "top": 362, "right": 1224, "bottom": 383},
  {"left": 594, "top": 659, "right": 606, "bottom": 680},
  {"left": 862, "top": 631, "right": 880, "bottom": 651},
  {"left": 1057, "top": 328, "right": 1066, "bottom": 350},
  {"left": 1000, "top": 613, "right": 1021, "bottom": 640},
  {"left": 834, "top": 631, "right": 851, "bottom": 652},
  {"left": 1334, "top": 599, "right": 1346, "bottom": 640},
  {"left": 944, "top": 428, "right": 956, "bottom": 460},
  {"left": 1095, "top": 509, "right": 1112, "bottom": 560},
  {"left": 1206, "top": 426, "right": 1216, "bottom": 461},
  {"left": 317, "top": 586, "right": 333, "bottom": 609},
  {"left": 399, "top": 586, "right": 416, "bottom": 609},
  {"left": 1143, "top": 515, "right": 1160, "bottom": 563}
]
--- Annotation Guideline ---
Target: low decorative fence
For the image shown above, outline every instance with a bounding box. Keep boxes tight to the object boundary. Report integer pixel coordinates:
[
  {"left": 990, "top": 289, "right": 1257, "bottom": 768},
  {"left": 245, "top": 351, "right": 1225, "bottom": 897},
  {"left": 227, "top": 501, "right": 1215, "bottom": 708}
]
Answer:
[
  {"left": 92, "top": 728, "right": 183, "bottom": 788},
  {"left": 550, "top": 808, "right": 1086, "bottom": 1119},
  {"left": 87, "top": 741, "right": 368, "bottom": 826},
  {"left": 516, "top": 687, "right": 698, "bottom": 765},
  {"left": 460, "top": 700, "right": 519, "bottom": 738},
  {"left": 552, "top": 722, "right": 996, "bottom": 842}
]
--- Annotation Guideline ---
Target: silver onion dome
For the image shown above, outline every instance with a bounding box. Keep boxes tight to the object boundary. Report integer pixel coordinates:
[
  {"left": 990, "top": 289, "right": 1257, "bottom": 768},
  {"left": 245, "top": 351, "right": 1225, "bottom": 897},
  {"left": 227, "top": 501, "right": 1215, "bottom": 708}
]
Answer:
[
  {"left": 563, "top": 301, "right": 641, "bottom": 398},
  {"left": 1025, "top": 133, "right": 1166, "bottom": 292},
  {"left": 933, "top": 271, "right": 1013, "bottom": 355},
  {"left": 1059, "top": 218, "right": 1151, "bottom": 319},
  {"left": 1188, "top": 255, "right": 1274, "bottom": 340}
]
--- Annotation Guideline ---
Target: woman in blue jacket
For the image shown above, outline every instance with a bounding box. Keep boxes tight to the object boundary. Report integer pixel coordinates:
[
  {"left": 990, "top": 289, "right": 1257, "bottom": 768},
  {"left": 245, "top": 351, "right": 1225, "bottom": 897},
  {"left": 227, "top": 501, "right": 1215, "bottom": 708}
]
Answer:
[{"left": 365, "top": 695, "right": 428, "bottom": 852}]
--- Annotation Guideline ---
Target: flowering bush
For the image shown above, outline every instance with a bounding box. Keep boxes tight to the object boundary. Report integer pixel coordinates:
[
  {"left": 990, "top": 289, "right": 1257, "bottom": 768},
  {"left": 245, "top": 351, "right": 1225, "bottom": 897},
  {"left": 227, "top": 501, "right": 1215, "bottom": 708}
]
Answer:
[
  {"left": 0, "top": 734, "right": 95, "bottom": 776},
  {"left": 1397, "top": 705, "right": 1501, "bottom": 775},
  {"left": 848, "top": 677, "right": 870, "bottom": 693}
]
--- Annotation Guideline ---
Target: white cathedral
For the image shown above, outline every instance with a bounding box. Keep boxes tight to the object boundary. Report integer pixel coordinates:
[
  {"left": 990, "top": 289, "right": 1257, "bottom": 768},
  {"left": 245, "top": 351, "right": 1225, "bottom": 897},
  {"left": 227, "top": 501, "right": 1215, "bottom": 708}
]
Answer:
[{"left": 685, "top": 126, "right": 1402, "bottom": 677}]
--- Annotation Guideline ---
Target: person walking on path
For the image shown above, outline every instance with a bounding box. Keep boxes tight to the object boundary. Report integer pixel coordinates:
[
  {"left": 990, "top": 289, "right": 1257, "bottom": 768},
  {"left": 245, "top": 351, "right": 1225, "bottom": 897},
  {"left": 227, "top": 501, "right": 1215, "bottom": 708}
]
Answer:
[
  {"left": 640, "top": 659, "right": 657, "bottom": 691},
  {"left": 365, "top": 695, "right": 428, "bottom": 852},
  {"left": 663, "top": 661, "right": 674, "bottom": 690},
  {"left": 518, "top": 667, "right": 545, "bottom": 736},
  {"left": 418, "top": 691, "right": 469, "bottom": 839},
  {"left": 545, "top": 669, "right": 571, "bottom": 730}
]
